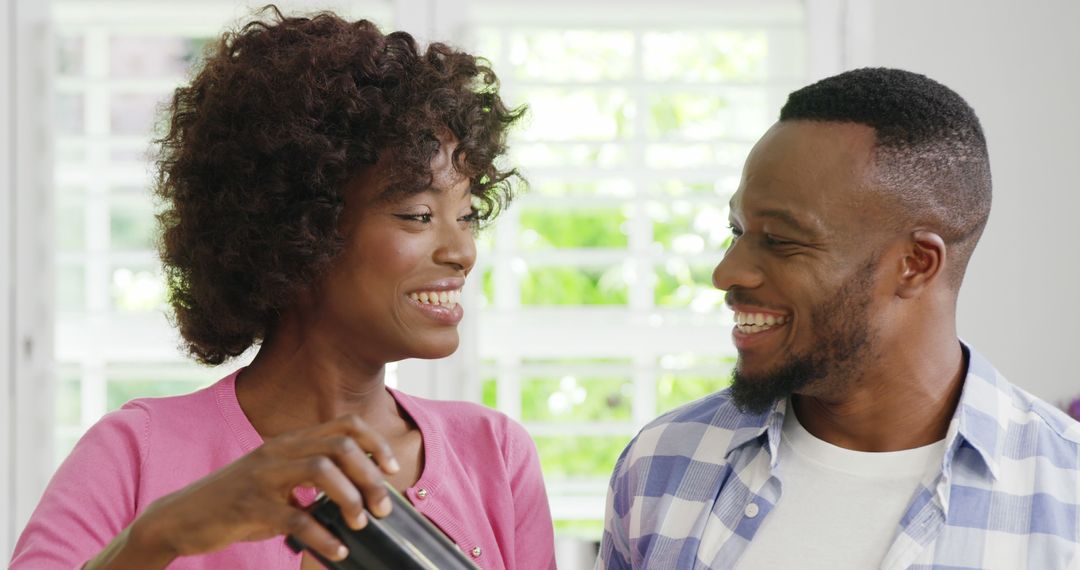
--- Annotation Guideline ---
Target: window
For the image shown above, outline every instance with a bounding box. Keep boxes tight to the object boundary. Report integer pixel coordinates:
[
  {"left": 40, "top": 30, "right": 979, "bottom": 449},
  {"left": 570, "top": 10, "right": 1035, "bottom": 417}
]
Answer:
[
  {"left": 467, "top": 2, "right": 807, "bottom": 537},
  {"left": 45, "top": 0, "right": 806, "bottom": 547}
]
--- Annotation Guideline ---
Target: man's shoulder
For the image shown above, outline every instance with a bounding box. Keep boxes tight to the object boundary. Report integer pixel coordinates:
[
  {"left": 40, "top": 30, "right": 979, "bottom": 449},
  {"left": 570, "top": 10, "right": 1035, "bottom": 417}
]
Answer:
[
  {"left": 961, "top": 351, "right": 1080, "bottom": 491},
  {"left": 1007, "top": 384, "right": 1080, "bottom": 439},
  {"left": 965, "top": 350, "right": 1080, "bottom": 449},
  {"left": 620, "top": 388, "right": 766, "bottom": 469},
  {"left": 997, "top": 380, "right": 1080, "bottom": 463}
]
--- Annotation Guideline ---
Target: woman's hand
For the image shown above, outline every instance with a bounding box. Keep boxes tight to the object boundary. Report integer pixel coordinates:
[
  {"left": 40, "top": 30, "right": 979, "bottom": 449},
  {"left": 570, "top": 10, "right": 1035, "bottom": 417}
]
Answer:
[{"left": 88, "top": 414, "right": 399, "bottom": 568}]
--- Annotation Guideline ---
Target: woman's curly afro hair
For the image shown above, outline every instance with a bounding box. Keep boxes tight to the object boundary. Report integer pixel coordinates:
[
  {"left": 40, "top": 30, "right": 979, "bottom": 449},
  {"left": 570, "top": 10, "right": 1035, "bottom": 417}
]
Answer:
[{"left": 155, "top": 5, "right": 524, "bottom": 365}]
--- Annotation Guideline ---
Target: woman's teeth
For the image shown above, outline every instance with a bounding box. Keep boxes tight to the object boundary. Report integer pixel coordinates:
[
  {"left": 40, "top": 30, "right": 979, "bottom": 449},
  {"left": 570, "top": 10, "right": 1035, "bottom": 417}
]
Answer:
[
  {"left": 734, "top": 311, "right": 789, "bottom": 334},
  {"left": 409, "top": 290, "right": 462, "bottom": 307}
]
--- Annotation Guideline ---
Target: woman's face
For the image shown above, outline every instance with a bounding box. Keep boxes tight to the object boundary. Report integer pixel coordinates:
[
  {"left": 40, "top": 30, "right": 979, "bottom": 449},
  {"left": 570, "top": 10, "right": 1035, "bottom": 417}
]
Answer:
[{"left": 310, "top": 141, "right": 478, "bottom": 363}]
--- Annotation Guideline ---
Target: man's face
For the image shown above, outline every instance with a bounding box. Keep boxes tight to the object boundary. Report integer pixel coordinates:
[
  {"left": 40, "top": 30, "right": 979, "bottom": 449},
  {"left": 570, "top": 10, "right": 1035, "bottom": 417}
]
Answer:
[{"left": 712, "top": 120, "right": 892, "bottom": 413}]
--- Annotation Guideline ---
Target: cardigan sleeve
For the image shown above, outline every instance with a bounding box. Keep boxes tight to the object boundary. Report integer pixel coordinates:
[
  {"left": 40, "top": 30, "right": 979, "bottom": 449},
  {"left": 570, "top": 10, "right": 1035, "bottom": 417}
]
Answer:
[{"left": 10, "top": 405, "right": 150, "bottom": 569}]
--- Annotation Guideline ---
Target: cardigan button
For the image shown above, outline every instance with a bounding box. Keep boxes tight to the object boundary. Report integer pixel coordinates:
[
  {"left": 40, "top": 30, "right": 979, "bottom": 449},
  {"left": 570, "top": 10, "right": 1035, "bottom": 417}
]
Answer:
[
  {"left": 417, "top": 488, "right": 428, "bottom": 499},
  {"left": 471, "top": 546, "right": 482, "bottom": 558}
]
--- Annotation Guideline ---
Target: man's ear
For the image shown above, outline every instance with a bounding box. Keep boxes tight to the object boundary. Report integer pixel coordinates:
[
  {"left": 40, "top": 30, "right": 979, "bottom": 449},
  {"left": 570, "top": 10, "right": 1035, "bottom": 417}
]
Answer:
[{"left": 896, "top": 230, "right": 945, "bottom": 299}]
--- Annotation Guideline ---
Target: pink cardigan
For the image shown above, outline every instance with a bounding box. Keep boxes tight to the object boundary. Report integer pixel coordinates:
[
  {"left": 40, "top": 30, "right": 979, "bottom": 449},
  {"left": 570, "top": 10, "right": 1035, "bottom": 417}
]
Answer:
[{"left": 11, "top": 371, "right": 556, "bottom": 569}]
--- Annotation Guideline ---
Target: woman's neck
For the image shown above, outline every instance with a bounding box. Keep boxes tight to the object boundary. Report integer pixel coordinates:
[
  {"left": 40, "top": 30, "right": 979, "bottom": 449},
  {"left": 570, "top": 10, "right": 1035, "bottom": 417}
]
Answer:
[{"left": 235, "top": 323, "right": 400, "bottom": 440}]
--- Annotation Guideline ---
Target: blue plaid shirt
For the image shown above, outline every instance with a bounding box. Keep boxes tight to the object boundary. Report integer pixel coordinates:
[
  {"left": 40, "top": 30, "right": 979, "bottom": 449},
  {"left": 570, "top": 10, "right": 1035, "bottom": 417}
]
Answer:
[{"left": 598, "top": 346, "right": 1080, "bottom": 569}]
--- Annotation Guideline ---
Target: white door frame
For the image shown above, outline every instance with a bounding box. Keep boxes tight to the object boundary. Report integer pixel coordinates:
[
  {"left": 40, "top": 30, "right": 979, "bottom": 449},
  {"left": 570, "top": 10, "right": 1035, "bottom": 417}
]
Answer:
[{"left": 2, "top": 0, "right": 54, "bottom": 560}]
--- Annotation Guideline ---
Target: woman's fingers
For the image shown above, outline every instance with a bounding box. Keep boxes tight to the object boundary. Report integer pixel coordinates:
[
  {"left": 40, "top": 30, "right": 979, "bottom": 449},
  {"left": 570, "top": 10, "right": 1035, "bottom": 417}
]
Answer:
[
  {"left": 335, "top": 415, "right": 401, "bottom": 475},
  {"left": 321, "top": 434, "right": 393, "bottom": 519},
  {"left": 278, "top": 455, "right": 370, "bottom": 530},
  {"left": 274, "top": 505, "right": 350, "bottom": 562},
  {"left": 271, "top": 415, "right": 397, "bottom": 518},
  {"left": 301, "top": 414, "right": 400, "bottom": 475}
]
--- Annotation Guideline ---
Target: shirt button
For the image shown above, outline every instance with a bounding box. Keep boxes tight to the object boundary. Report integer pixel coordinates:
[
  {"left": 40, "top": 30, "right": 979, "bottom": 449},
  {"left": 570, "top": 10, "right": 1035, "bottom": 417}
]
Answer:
[
  {"left": 417, "top": 488, "right": 428, "bottom": 499},
  {"left": 471, "top": 546, "right": 482, "bottom": 558},
  {"left": 744, "top": 502, "right": 760, "bottom": 518}
]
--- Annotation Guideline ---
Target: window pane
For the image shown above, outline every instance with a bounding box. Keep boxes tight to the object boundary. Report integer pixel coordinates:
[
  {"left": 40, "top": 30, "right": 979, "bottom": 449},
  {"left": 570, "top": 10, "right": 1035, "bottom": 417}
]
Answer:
[
  {"left": 110, "top": 92, "right": 170, "bottom": 136},
  {"left": 56, "top": 263, "right": 85, "bottom": 312},
  {"left": 54, "top": 371, "right": 81, "bottom": 425},
  {"left": 642, "top": 31, "right": 769, "bottom": 82},
  {"left": 511, "top": 142, "right": 630, "bottom": 169},
  {"left": 647, "top": 89, "right": 773, "bottom": 140},
  {"left": 654, "top": 260, "right": 724, "bottom": 311},
  {"left": 535, "top": 435, "right": 628, "bottom": 478},
  {"left": 110, "top": 199, "right": 156, "bottom": 250},
  {"left": 521, "top": 266, "right": 629, "bottom": 306},
  {"left": 530, "top": 179, "right": 633, "bottom": 198},
  {"left": 53, "top": 429, "right": 79, "bottom": 470},
  {"left": 650, "top": 178, "right": 739, "bottom": 198},
  {"left": 650, "top": 201, "right": 730, "bottom": 253},
  {"left": 481, "top": 377, "right": 497, "bottom": 408},
  {"left": 106, "top": 378, "right": 204, "bottom": 411},
  {"left": 110, "top": 36, "right": 211, "bottom": 78},
  {"left": 516, "top": 88, "right": 634, "bottom": 141},
  {"left": 506, "top": 30, "right": 634, "bottom": 81},
  {"left": 521, "top": 375, "right": 632, "bottom": 422},
  {"left": 56, "top": 35, "right": 84, "bottom": 76},
  {"left": 110, "top": 266, "right": 166, "bottom": 312},
  {"left": 645, "top": 142, "right": 753, "bottom": 169},
  {"left": 55, "top": 204, "right": 85, "bottom": 251},
  {"left": 55, "top": 93, "right": 84, "bottom": 135},
  {"left": 519, "top": 208, "right": 628, "bottom": 249},
  {"left": 480, "top": 267, "right": 495, "bottom": 306},
  {"left": 657, "top": 372, "right": 732, "bottom": 413}
]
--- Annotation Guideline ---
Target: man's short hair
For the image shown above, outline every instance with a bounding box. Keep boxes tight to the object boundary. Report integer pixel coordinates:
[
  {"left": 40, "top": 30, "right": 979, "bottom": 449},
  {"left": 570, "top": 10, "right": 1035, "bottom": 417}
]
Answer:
[{"left": 779, "top": 67, "right": 992, "bottom": 289}]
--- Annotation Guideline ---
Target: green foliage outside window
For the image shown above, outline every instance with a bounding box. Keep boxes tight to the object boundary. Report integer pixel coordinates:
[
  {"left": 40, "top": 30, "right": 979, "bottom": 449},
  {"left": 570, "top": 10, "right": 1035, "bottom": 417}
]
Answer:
[
  {"left": 521, "top": 266, "right": 630, "bottom": 305},
  {"left": 519, "top": 209, "right": 628, "bottom": 250},
  {"left": 534, "top": 435, "right": 628, "bottom": 479}
]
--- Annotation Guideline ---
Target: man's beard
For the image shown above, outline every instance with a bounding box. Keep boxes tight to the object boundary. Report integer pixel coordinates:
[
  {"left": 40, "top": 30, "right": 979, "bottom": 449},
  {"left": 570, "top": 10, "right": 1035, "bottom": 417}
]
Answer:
[{"left": 728, "top": 259, "right": 879, "bottom": 414}]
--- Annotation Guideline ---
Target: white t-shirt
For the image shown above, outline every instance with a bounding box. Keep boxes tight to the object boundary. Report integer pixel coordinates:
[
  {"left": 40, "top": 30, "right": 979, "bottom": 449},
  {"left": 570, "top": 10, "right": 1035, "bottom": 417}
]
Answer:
[{"left": 737, "top": 404, "right": 946, "bottom": 569}]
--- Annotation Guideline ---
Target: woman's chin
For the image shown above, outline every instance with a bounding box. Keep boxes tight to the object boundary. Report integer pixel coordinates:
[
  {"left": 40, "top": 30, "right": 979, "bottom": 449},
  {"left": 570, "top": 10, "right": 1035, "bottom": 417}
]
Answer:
[{"left": 405, "top": 337, "right": 460, "bottom": 361}]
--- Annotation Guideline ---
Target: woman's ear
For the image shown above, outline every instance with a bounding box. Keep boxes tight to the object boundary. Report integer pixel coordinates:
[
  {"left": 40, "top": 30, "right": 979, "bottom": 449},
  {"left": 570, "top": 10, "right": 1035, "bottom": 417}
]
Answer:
[{"left": 896, "top": 230, "right": 946, "bottom": 299}]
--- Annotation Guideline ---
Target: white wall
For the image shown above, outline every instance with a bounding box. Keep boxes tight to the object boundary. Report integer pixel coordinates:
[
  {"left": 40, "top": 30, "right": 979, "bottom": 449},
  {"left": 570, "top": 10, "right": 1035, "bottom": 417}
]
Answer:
[{"left": 862, "top": 0, "right": 1080, "bottom": 405}]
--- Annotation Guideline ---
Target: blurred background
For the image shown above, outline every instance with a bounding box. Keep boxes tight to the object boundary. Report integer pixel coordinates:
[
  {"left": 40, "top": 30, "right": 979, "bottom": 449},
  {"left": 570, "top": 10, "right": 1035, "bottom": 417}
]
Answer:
[{"left": 3, "top": 0, "right": 1079, "bottom": 567}]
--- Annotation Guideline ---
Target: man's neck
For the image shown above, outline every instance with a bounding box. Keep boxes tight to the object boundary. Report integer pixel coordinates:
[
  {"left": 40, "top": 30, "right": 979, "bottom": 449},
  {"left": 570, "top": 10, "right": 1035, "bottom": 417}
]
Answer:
[{"left": 791, "top": 334, "right": 967, "bottom": 452}]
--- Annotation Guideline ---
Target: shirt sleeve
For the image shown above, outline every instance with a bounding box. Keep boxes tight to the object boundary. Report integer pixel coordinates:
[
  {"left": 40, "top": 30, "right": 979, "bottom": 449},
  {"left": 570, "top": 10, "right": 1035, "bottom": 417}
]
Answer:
[
  {"left": 505, "top": 420, "right": 557, "bottom": 570},
  {"left": 597, "top": 443, "right": 634, "bottom": 570},
  {"left": 9, "top": 404, "right": 150, "bottom": 569}
]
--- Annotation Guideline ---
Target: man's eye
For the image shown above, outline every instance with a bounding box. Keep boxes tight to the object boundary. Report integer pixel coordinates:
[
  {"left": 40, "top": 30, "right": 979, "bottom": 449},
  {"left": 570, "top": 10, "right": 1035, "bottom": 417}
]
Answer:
[
  {"left": 395, "top": 213, "right": 432, "bottom": 223},
  {"left": 764, "top": 234, "right": 795, "bottom": 247}
]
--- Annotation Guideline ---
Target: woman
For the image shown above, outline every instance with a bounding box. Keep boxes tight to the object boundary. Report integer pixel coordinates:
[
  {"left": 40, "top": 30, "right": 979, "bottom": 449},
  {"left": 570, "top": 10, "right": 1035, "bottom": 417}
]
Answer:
[{"left": 11, "top": 7, "right": 554, "bottom": 569}]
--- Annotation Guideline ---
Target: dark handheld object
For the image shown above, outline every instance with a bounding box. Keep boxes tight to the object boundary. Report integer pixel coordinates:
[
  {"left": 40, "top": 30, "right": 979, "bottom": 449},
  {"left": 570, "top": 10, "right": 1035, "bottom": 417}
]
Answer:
[{"left": 286, "top": 484, "right": 479, "bottom": 570}]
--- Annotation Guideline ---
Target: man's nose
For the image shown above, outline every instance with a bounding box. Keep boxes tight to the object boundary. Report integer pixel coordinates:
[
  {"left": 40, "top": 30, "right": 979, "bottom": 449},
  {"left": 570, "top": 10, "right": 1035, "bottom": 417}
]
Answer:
[{"left": 712, "top": 238, "right": 763, "bottom": 292}]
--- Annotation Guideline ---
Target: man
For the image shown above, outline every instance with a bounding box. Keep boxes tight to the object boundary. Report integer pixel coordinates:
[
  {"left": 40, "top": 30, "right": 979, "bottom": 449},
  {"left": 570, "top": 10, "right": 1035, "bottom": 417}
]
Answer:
[{"left": 598, "top": 68, "right": 1080, "bottom": 569}]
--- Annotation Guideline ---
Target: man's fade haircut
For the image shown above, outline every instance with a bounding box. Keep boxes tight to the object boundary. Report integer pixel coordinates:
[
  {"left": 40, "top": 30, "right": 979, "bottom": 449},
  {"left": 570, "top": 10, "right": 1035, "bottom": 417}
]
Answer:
[{"left": 779, "top": 67, "right": 992, "bottom": 289}]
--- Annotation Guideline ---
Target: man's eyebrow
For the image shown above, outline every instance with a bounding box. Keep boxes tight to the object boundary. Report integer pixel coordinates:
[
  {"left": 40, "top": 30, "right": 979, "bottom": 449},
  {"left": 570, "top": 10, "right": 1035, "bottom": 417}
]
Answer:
[{"left": 756, "top": 208, "right": 818, "bottom": 236}]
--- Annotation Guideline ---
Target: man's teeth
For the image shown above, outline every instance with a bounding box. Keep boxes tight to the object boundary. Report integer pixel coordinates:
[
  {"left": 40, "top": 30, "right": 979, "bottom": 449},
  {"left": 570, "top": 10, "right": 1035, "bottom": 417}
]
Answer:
[
  {"left": 409, "top": 290, "right": 462, "bottom": 307},
  {"left": 734, "top": 311, "right": 789, "bottom": 334}
]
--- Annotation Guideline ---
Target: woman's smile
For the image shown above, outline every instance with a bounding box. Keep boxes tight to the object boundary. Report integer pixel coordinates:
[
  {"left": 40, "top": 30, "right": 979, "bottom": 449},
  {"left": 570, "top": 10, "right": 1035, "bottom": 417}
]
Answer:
[{"left": 406, "top": 287, "right": 465, "bottom": 326}]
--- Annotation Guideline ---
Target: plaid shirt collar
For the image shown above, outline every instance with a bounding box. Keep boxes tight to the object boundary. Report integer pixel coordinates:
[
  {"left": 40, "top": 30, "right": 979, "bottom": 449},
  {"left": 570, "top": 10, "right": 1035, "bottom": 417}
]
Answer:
[{"left": 721, "top": 343, "right": 1004, "bottom": 482}]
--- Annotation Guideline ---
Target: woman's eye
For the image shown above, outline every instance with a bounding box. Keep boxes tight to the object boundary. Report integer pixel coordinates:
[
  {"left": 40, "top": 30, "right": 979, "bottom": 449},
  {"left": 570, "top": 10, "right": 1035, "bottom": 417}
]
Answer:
[
  {"left": 729, "top": 224, "right": 743, "bottom": 238},
  {"left": 395, "top": 213, "right": 432, "bottom": 223},
  {"left": 460, "top": 209, "right": 481, "bottom": 224}
]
